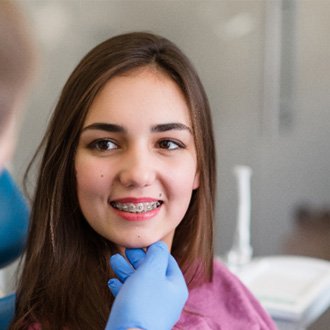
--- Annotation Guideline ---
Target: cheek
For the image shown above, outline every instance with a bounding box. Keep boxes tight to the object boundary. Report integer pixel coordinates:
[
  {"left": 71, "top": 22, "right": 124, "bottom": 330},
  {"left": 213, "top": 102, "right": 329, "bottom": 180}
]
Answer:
[
  {"left": 172, "top": 160, "right": 198, "bottom": 192},
  {"left": 167, "top": 165, "right": 197, "bottom": 204},
  {"left": 75, "top": 157, "right": 109, "bottom": 198}
]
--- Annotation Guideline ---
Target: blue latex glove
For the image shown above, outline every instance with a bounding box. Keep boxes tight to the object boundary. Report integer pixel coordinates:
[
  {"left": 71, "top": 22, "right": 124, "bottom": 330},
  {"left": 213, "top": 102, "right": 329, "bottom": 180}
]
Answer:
[{"left": 106, "top": 241, "right": 188, "bottom": 330}]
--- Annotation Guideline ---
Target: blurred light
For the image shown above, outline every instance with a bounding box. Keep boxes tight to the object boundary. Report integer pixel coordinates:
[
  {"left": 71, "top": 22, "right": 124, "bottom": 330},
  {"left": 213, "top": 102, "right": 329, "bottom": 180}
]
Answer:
[{"left": 220, "top": 13, "right": 255, "bottom": 40}]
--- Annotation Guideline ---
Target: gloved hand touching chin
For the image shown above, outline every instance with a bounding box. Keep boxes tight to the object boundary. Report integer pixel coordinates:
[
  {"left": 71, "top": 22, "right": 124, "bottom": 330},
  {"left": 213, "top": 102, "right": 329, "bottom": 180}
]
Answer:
[{"left": 105, "top": 241, "right": 188, "bottom": 330}]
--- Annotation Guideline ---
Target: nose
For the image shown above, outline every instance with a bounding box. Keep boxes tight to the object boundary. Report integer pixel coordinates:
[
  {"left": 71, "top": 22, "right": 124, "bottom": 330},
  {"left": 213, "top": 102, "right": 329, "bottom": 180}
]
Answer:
[{"left": 118, "top": 147, "right": 156, "bottom": 188}]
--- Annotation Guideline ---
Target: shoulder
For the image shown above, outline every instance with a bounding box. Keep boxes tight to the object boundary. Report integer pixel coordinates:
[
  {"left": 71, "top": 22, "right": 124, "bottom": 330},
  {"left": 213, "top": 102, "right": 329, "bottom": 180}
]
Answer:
[{"left": 176, "top": 259, "right": 277, "bottom": 329}]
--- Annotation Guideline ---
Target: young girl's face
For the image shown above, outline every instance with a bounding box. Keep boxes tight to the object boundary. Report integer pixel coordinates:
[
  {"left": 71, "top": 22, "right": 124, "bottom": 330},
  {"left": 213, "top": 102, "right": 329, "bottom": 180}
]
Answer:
[{"left": 75, "top": 67, "right": 199, "bottom": 250}]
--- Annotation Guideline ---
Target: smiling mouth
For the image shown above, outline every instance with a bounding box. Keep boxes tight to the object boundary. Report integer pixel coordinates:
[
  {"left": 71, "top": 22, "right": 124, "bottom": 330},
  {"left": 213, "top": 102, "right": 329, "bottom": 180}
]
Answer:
[{"left": 110, "top": 201, "right": 162, "bottom": 214}]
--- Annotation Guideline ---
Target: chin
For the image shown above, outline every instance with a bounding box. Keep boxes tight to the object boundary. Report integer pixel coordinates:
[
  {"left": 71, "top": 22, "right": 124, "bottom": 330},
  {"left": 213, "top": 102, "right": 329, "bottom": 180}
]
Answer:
[
  {"left": 119, "top": 239, "right": 156, "bottom": 250},
  {"left": 115, "top": 236, "right": 170, "bottom": 251}
]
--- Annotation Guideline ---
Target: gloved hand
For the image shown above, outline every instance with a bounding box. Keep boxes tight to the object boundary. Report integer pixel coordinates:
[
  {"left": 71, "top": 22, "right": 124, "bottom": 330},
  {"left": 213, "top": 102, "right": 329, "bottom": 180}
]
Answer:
[{"left": 105, "top": 241, "right": 188, "bottom": 330}]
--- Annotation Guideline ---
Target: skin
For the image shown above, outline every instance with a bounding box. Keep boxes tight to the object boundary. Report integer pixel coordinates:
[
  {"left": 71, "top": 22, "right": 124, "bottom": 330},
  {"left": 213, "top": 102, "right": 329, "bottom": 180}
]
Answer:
[
  {"left": 75, "top": 67, "right": 199, "bottom": 251},
  {"left": 0, "top": 116, "right": 16, "bottom": 171},
  {"left": 0, "top": 94, "right": 25, "bottom": 172}
]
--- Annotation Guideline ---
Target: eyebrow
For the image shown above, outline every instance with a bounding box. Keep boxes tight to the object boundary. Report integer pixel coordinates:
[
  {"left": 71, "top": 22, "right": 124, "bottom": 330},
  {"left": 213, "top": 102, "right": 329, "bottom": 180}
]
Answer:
[
  {"left": 151, "top": 123, "right": 192, "bottom": 134},
  {"left": 82, "top": 122, "right": 192, "bottom": 134},
  {"left": 82, "top": 123, "right": 125, "bottom": 133}
]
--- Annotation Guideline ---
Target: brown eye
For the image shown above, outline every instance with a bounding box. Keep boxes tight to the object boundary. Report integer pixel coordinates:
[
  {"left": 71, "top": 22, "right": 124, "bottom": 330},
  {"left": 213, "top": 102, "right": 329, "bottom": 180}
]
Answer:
[
  {"left": 158, "top": 139, "right": 184, "bottom": 150},
  {"left": 89, "top": 139, "right": 118, "bottom": 151}
]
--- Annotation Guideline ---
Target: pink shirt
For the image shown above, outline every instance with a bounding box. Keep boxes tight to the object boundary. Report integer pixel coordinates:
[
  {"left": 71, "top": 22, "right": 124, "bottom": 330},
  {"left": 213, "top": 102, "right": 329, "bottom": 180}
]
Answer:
[
  {"left": 29, "top": 260, "right": 277, "bottom": 329},
  {"left": 174, "top": 260, "right": 277, "bottom": 329}
]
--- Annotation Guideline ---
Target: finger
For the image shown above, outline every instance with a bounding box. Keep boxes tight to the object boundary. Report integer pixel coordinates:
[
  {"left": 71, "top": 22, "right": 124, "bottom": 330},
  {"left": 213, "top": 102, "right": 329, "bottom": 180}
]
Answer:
[
  {"left": 110, "top": 253, "right": 135, "bottom": 282},
  {"left": 108, "top": 278, "right": 122, "bottom": 297},
  {"left": 139, "top": 241, "right": 169, "bottom": 275},
  {"left": 125, "top": 248, "right": 146, "bottom": 269}
]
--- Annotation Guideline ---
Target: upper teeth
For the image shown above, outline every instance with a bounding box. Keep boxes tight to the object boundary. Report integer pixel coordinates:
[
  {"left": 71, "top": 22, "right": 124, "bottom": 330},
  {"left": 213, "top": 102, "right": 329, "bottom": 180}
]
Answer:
[{"left": 112, "top": 201, "right": 161, "bottom": 213}]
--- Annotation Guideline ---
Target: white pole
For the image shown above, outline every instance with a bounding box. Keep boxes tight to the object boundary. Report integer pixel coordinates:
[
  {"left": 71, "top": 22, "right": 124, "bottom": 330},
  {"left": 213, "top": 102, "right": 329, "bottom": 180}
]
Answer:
[{"left": 227, "top": 165, "right": 253, "bottom": 269}]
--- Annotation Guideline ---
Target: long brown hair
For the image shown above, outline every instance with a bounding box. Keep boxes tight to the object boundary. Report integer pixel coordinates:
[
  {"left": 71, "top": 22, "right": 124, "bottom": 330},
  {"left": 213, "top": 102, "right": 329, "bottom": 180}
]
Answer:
[{"left": 11, "top": 32, "right": 216, "bottom": 329}]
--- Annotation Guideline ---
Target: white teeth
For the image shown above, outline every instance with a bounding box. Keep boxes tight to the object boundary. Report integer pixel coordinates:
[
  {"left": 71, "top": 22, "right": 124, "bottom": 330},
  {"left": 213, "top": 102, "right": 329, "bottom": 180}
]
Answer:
[{"left": 112, "top": 201, "right": 161, "bottom": 213}]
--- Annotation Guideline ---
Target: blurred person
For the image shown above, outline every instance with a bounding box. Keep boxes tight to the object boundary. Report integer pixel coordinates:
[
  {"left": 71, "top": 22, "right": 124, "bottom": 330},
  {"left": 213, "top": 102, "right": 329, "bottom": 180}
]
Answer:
[
  {"left": 0, "top": 0, "right": 36, "bottom": 170},
  {"left": 0, "top": 1, "right": 36, "bottom": 329},
  {"left": 0, "top": 0, "right": 36, "bottom": 269}
]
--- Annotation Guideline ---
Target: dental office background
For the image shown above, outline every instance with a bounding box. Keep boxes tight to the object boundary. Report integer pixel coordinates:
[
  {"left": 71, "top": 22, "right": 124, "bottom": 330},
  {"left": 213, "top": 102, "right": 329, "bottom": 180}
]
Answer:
[{"left": 3, "top": 0, "right": 330, "bottom": 328}]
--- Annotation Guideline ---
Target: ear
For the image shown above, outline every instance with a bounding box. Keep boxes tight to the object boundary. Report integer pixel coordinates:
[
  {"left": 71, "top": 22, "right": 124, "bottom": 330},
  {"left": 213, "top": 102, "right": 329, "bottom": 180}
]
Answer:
[{"left": 192, "top": 170, "right": 200, "bottom": 190}]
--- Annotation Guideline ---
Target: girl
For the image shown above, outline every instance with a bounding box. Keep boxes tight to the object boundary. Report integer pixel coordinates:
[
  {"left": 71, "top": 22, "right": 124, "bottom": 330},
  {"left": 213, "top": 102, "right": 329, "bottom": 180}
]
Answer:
[{"left": 11, "top": 32, "right": 276, "bottom": 329}]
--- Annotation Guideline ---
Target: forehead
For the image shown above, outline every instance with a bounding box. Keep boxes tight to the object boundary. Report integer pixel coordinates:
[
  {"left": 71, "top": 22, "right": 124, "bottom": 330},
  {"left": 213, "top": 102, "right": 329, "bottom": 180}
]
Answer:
[{"left": 83, "top": 67, "right": 192, "bottom": 126}]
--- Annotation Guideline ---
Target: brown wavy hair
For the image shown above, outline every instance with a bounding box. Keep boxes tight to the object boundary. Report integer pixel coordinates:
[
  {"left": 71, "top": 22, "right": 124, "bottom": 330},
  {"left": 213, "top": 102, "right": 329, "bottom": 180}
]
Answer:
[{"left": 11, "top": 32, "right": 216, "bottom": 329}]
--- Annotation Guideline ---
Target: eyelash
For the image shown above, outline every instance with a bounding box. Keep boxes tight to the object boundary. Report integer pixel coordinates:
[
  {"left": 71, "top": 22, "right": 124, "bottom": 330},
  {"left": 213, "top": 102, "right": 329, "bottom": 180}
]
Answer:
[
  {"left": 87, "top": 138, "right": 185, "bottom": 152},
  {"left": 157, "top": 139, "right": 185, "bottom": 150},
  {"left": 88, "top": 139, "right": 118, "bottom": 151}
]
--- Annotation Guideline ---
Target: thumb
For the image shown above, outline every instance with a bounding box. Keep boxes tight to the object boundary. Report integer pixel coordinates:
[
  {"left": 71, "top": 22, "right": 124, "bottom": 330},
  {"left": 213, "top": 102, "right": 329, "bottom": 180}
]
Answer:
[
  {"left": 167, "top": 255, "right": 189, "bottom": 301},
  {"left": 167, "top": 255, "right": 187, "bottom": 285}
]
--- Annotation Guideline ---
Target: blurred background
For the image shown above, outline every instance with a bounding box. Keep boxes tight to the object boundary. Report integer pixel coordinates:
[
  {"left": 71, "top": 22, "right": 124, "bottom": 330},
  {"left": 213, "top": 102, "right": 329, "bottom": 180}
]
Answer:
[{"left": 5, "top": 0, "right": 330, "bottom": 328}]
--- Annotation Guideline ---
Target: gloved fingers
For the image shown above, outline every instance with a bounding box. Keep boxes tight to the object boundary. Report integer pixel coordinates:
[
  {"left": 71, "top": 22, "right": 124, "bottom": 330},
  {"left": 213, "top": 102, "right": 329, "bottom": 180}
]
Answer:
[
  {"left": 125, "top": 248, "right": 146, "bottom": 269},
  {"left": 140, "top": 241, "right": 169, "bottom": 275},
  {"left": 110, "top": 253, "right": 135, "bottom": 282},
  {"left": 108, "top": 278, "right": 123, "bottom": 297}
]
